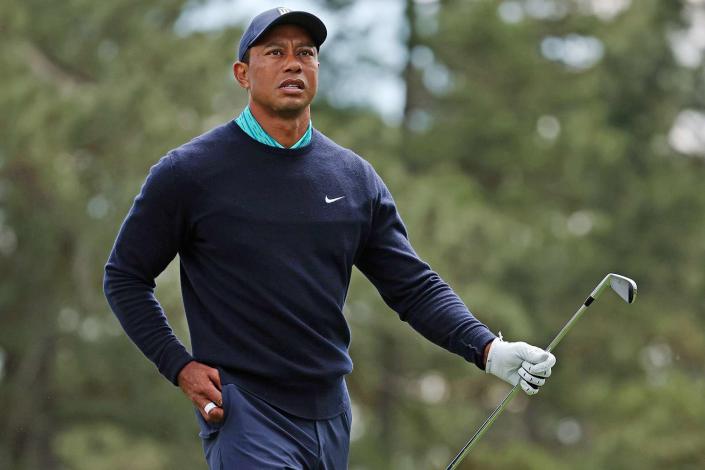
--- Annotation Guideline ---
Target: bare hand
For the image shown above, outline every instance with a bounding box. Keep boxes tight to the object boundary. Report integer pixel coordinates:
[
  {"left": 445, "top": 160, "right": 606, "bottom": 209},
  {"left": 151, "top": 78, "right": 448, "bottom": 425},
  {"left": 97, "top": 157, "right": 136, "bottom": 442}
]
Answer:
[{"left": 177, "top": 361, "right": 224, "bottom": 423}]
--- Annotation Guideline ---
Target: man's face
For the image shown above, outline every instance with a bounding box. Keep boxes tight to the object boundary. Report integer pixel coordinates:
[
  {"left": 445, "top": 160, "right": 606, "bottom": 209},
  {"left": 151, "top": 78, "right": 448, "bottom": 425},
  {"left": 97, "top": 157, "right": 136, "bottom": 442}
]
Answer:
[{"left": 236, "top": 24, "right": 319, "bottom": 116}]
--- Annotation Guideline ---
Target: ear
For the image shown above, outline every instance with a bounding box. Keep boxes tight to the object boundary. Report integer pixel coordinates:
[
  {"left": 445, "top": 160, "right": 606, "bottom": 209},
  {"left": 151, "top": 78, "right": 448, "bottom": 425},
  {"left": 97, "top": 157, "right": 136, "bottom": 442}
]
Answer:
[{"left": 233, "top": 61, "right": 250, "bottom": 89}]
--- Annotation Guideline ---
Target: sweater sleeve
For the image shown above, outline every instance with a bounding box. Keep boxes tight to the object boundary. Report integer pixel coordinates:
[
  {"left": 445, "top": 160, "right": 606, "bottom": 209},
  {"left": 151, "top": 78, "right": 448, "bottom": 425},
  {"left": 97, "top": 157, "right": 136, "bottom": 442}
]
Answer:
[
  {"left": 103, "top": 153, "right": 194, "bottom": 385},
  {"left": 355, "top": 169, "right": 496, "bottom": 369}
]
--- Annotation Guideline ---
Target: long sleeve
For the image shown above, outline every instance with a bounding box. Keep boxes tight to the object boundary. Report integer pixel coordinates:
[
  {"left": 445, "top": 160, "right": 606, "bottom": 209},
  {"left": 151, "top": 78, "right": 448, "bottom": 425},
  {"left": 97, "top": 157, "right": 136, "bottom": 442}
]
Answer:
[
  {"left": 103, "top": 153, "right": 193, "bottom": 385},
  {"left": 355, "top": 170, "right": 496, "bottom": 369}
]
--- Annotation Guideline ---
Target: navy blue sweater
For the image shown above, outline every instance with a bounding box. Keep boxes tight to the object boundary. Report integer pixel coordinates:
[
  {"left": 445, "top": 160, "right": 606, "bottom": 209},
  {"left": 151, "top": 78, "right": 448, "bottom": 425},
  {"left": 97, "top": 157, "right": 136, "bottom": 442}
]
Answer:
[{"left": 103, "top": 121, "right": 496, "bottom": 419}]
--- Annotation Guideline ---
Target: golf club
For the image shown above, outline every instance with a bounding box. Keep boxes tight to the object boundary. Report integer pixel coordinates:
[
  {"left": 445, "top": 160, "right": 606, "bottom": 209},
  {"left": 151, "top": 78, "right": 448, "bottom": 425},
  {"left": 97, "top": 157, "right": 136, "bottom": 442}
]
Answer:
[{"left": 445, "top": 273, "right": 638, "bottom": 470}]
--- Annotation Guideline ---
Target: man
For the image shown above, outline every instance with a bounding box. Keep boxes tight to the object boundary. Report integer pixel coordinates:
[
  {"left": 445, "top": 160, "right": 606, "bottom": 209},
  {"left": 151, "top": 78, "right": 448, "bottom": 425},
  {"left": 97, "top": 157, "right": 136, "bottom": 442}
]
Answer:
[{"left": 104, "top": 7, "right": 556, "bottom": 469}]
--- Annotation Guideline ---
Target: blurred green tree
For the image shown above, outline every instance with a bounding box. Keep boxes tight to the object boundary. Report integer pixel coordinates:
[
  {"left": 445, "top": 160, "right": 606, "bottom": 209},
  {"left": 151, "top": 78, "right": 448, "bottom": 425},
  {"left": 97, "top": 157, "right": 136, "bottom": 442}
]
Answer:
[{"left": 0, "top": 0, "right": 244, "bottom": 468}]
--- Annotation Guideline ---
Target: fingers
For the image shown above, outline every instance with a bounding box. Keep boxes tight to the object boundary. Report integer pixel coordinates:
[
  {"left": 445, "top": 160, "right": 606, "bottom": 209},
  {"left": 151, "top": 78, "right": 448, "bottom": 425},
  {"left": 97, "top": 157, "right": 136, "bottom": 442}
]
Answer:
[
  {"left": 525, "top": 352, "right": 556, "bottom": 375},
  {"left": 511, "top": 369, "right": 541, "bottom": 396},
  {"left": 177, "top": 361, "right": 225, "bottom": 423},
  {"left": 207, "top": 369, "right": 223, "bottom": 408},
  {"left": 515, "top": 344, "right": 556, "bottom": 396},
  {"left": 198, "top": 380, "right": 224, "bottom": 423},
  {"left": 517, "top": 366, "right": 545, "bottom": 396},
  {"left": 520, "top": 379, "right": 539, "bottom": 396},
  {"left": 518, "top": 367, "right": 546, "bottom": 387},
  {"left": 204, "top": 379, "right": 223, "bottom": 407},
  {"left": 209, "top": 368, "right": 222, "bottom": 393},
  {"left": 517, "top": 343, "right": 550, "bottom": 364},
  {"left": 200, "top": 380, "right": 224, "bottom": 422},
  {"left": 521, "top": 360, "right": 552, "bottom": 378},
  {"left": 517, "top": 342, "right": 556, "bottom": 375},
  {"left": 198, "top": 397, "right": 224, "bottom": 423},
  {"left": 209, "top": 407, "right": 224, "bottom": 422}
]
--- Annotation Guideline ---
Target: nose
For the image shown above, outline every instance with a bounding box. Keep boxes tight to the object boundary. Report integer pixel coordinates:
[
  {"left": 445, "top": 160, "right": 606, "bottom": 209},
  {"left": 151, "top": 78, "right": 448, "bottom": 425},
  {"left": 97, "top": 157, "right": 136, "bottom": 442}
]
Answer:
[{"left": 284, "top": 52, "right": 302, "bottom": 73}]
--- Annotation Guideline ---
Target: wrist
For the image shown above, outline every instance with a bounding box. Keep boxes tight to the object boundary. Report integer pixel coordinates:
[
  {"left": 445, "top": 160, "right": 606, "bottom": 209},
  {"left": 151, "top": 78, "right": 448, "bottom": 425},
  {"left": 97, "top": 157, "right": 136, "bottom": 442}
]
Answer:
[
  {"left": 176, "top": 360, "right": 195, "bottom": 387},
  {"left": 483, "top": 338, "right": 496, "bottom": 369}
]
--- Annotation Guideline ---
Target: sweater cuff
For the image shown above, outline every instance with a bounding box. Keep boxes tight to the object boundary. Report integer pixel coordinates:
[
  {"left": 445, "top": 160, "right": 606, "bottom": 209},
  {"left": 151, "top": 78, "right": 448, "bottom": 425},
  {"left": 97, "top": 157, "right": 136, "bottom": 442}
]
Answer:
[
  {"left": 477, "top": 334, "right": 497, "bottom": 371},
  {"left": 159, "top": 343, "right": 194, "bottom": 386},
  {"left": 466, "top": 329, "right": 497, "bottom": 370}
]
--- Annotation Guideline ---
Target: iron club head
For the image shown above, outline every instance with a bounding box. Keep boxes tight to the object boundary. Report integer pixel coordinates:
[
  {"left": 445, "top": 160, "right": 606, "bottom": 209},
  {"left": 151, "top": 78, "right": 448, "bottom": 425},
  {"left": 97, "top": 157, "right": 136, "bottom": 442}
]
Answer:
[{"left": 608, "top": 273, "right": 637, "bottom": 304}]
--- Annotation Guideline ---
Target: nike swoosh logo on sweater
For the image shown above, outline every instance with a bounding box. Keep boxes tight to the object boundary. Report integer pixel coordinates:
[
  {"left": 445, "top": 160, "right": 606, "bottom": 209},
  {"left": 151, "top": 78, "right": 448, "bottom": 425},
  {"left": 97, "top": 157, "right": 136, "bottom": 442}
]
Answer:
[{"left": 325, "top": 195, "right": 345, "bottom": 204}]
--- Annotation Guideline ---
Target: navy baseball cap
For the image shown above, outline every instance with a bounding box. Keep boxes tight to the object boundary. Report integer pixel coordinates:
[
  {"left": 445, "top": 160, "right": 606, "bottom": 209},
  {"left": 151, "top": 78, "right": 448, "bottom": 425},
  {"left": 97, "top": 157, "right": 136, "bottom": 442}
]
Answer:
[{"left": 238, "top": 7, "right": 327, "bottom": 61}]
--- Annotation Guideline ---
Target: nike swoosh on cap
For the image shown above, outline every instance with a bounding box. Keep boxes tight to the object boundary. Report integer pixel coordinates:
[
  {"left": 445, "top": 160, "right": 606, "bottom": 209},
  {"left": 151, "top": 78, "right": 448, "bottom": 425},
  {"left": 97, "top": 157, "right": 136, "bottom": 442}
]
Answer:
[{"left": 325, "top": 195, "right": 345, "bottom": 204}]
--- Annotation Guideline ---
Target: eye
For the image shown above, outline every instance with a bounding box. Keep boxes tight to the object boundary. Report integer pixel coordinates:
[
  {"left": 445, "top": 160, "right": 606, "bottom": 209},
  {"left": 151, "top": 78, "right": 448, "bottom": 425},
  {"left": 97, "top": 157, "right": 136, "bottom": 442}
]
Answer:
[
  {"left": 267, "top": 49, "right": 284, "bottom": 56},
  {"left": 298, "top": 49, "right": 315, "bottom": 57}
]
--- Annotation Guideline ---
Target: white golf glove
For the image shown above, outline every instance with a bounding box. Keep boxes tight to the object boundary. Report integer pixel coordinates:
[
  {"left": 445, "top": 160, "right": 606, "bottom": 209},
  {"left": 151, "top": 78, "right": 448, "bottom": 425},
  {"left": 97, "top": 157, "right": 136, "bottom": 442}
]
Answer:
[{"left": 485, "top": 337, "right": 556, "bottom": 396}]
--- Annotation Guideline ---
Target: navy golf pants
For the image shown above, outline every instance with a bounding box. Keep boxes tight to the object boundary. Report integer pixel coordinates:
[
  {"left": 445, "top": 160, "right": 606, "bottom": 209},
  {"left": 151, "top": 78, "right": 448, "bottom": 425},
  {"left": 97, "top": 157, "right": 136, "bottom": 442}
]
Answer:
[{"left": 194, "top": 383, "right": 351, "bottom": 469}]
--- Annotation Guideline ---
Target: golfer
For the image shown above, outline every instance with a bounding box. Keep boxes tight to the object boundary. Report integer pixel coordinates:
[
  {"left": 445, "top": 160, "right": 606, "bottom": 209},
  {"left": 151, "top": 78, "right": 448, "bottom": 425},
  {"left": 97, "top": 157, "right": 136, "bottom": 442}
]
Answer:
[{"left": 104, "top": 7, "right": 556, "bottom": 469}]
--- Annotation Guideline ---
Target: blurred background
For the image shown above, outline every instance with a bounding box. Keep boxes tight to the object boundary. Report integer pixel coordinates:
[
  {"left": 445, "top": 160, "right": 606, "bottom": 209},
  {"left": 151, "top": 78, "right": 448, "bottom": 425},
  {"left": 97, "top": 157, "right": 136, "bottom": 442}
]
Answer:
[{"left": 2, "top": 0, "right": 705, "bottom": 468}]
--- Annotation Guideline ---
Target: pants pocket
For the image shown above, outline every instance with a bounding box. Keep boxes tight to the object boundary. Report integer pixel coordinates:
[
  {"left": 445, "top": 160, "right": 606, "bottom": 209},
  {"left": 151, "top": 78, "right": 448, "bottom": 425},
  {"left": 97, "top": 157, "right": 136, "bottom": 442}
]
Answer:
[
  {"left": 196, "top": 384, "right": 236, "bottom": 470},
  {"left": 195, "top": 407, "right": 221, "bottom": 440},
  {"left": 194, "top": 383, "right": 233, "bottom": 439}
]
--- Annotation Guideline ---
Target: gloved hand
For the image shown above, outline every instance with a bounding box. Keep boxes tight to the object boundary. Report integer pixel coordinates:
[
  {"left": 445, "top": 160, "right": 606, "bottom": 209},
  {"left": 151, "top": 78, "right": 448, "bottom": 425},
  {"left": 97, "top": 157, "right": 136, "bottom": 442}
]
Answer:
[{"left": 485, "top": 337, "right": 556, "bottom": 396}]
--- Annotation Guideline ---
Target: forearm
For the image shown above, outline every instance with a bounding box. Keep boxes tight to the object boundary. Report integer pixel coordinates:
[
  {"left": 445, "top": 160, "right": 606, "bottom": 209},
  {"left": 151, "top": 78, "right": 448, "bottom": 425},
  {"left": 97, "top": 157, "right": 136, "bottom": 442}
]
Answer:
[
  {"left": 362, "top": 255, "right": 496, "bottom": 367},
  {"left": 399, "top": 275, "right": 497, "bottom": 368},
  {"left": 103, "top": 264, "right": 193, "bottom": 384},
  {"left": 357, "top": 168, "right": 496, "bottom": 367}
]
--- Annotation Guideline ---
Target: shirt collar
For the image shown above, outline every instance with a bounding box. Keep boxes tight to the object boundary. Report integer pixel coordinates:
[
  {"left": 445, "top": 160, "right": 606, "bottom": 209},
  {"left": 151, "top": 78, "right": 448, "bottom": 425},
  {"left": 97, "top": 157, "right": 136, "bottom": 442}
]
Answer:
[{"left": 234, "top": 106, "right": 313, "bottom": 149}]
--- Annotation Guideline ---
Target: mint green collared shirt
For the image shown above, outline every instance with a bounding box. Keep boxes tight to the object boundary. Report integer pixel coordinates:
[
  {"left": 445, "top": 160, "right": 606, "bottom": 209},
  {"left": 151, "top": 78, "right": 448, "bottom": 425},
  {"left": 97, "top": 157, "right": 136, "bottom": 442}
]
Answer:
[{"left": 234, "top": 106, "right": 312, "bottom": 149}]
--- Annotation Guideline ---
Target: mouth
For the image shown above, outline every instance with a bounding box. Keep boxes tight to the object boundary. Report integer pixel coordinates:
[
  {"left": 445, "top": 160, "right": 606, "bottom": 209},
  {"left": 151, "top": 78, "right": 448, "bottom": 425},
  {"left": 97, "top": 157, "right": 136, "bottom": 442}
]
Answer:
[{"left": 279, "top": 79, "right": 305, "bottom": 90}]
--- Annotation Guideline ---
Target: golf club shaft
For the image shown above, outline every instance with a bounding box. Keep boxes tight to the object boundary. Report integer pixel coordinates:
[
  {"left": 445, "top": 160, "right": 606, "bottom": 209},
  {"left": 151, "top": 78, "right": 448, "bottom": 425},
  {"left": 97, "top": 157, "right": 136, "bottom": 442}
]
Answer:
[{"left": 445, "top": 276, "right": 612, "bottom": 470}]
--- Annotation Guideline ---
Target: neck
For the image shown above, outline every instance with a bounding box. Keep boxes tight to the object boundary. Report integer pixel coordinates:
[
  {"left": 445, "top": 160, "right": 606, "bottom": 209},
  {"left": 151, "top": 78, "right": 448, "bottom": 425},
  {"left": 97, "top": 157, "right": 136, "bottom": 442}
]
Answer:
[{"left": 248, "top": 101, "right": 311, "bottom": 148}]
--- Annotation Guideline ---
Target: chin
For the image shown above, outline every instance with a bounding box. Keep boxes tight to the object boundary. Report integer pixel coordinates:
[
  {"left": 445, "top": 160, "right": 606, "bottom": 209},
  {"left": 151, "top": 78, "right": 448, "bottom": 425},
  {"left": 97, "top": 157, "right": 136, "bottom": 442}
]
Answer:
[{"left": 272, "top": 100, "right": 311, "bottom": 115}]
